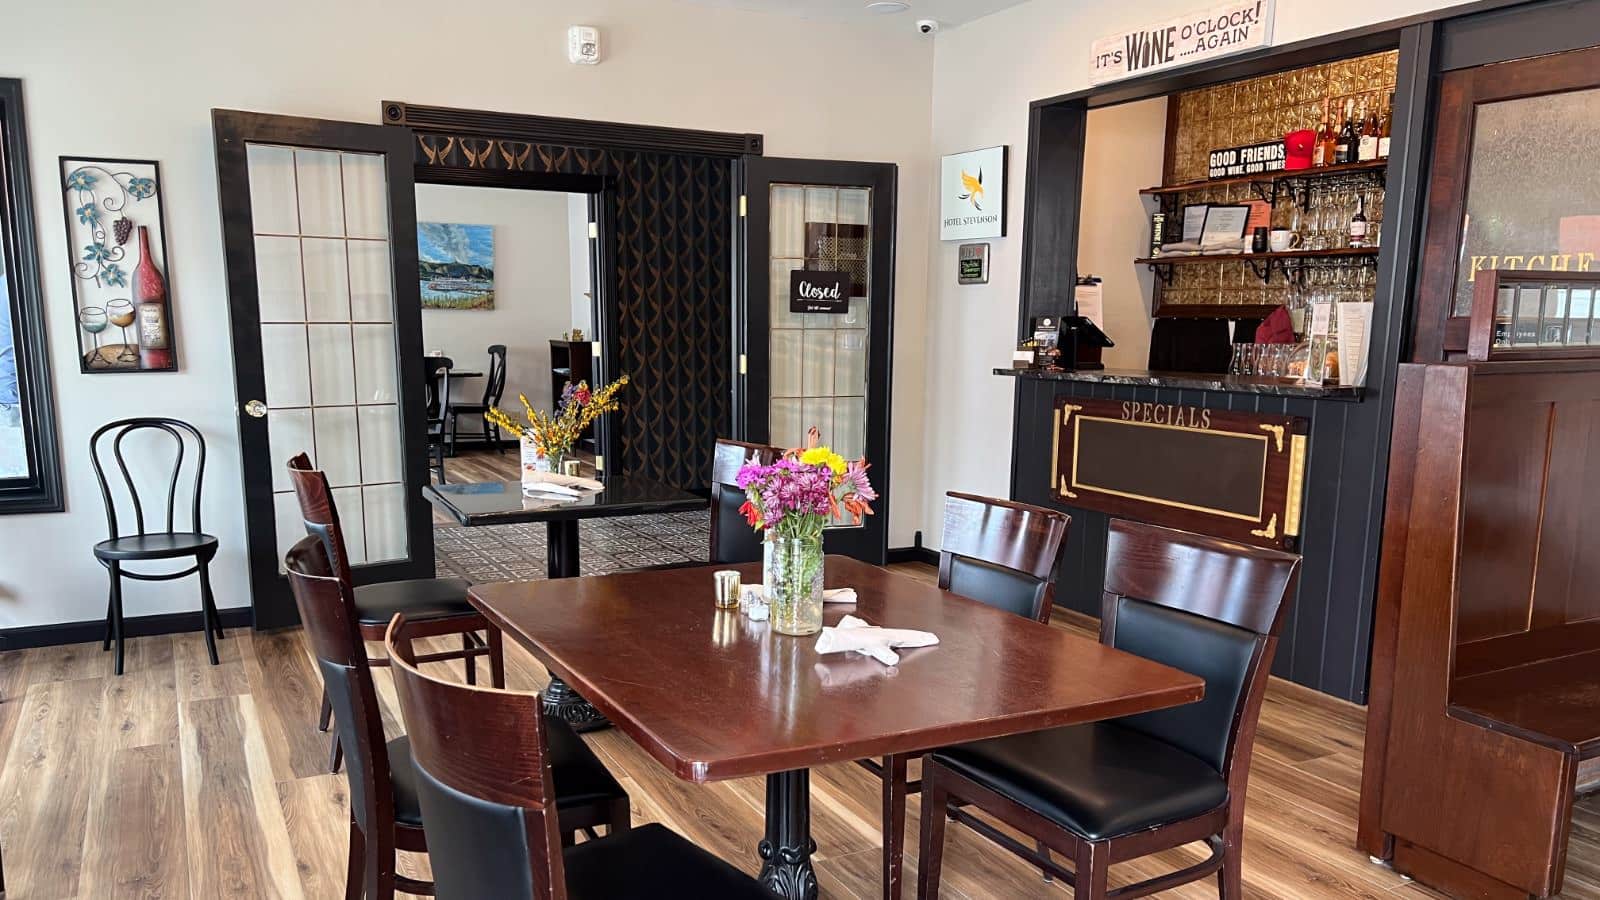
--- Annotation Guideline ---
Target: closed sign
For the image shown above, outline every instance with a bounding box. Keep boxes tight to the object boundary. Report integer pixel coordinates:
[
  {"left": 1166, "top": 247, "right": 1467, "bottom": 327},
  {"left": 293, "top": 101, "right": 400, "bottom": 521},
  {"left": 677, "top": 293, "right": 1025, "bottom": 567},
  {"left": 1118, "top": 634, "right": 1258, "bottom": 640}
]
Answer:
[{"left": 790, "top": 271, "right": 850, "bottom": 314}]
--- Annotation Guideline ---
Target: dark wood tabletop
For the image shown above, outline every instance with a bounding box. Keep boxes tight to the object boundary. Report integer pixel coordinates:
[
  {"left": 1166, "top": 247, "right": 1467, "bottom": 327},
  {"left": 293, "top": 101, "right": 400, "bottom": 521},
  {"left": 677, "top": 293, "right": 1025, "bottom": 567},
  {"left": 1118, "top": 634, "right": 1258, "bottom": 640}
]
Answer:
[
  {"left": 424, "top": 476, "right": 707, "bottom": 526},
  {"left": 469, "top": 555, "right": 1206, "bottom": 783}
]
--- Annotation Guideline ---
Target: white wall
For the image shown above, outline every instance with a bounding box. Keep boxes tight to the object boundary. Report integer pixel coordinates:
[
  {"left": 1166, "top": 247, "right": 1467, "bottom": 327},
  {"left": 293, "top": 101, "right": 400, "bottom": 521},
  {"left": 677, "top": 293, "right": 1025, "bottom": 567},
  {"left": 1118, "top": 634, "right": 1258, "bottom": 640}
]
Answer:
[
  {"left": 0, "top": 0, "right": 934, "bottom": 630},
  {"left": 567, "top": 194, "right": 594, "bottom": 337},
  {"left": 416, "top": 184, "right": 575, "bottom": 417},
  {"left": 917, "top": 0, "right": 1467, "bottom": 549}
]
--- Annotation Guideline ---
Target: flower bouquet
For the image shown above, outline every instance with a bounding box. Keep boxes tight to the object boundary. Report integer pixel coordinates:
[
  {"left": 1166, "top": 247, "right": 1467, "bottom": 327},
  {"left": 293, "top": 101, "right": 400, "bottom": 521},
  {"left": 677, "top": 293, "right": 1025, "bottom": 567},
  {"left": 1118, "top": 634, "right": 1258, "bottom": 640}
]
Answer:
[
  {"left": 736, "top": 428, "right": 876, "bottom": 635},
  {"left": 485, "top": 375, "right": 629, "bottom": 478}
]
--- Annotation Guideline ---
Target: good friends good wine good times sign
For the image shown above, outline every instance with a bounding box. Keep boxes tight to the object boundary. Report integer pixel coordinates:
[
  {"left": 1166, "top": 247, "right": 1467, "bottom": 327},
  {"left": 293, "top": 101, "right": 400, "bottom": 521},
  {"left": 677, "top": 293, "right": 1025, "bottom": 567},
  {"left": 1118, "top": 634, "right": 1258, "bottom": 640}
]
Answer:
[{"left": 1090, "top": 0, "right": 1275, "bottom": 86}]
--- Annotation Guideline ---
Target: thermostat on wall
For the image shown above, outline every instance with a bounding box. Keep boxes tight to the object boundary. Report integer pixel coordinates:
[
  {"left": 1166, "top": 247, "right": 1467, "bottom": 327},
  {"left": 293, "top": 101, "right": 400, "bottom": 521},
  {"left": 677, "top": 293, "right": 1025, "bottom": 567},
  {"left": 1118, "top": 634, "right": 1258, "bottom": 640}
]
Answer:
[
  {"left": 569, "top": 25, "right": 601, "bottom": 64},
  {"left": 958, "top": 242, "right": 990, "bottom": 284}
]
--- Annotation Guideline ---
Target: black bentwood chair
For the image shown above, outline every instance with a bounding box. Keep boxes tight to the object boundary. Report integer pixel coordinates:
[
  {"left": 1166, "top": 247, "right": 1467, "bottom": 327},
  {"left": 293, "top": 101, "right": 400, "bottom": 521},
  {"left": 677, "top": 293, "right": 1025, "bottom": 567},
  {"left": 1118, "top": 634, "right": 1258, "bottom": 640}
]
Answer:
[
  {"left": 916, "top": 520, "right": 1301, "bottom": 900},
  {"left": 447, "top": 344, "right": 508, "bottom": 454},
  {"left": 286, "top": 539, "right": 631, "bottom": 900},
  {"left": 865, "top": 492, "right": 1070, "bottom": 900},
  {"left": 423, "top": 356, "right": 454, "bottom": 482},
  {"left": 90, "top": 417, "right": 225, "bottom": 676},
  {"left": 385, "top": 613, "right": 781, "bottom": 900}
]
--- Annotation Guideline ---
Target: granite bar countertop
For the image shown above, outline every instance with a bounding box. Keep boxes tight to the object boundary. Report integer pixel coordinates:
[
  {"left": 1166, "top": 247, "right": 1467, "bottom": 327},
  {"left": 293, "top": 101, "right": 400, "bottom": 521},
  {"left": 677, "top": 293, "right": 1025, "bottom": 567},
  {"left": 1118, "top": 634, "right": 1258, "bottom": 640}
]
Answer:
[{"left": 993, "top": 367, "right": 1364, "bottom": 401}]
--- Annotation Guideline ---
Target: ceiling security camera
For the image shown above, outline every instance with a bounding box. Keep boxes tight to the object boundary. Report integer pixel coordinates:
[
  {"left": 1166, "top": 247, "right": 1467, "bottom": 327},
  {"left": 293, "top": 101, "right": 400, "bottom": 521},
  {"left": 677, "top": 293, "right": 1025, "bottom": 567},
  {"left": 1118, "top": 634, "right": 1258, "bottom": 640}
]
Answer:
[{"left": 916, "top": 18, "right": 940, "bottom": 34}]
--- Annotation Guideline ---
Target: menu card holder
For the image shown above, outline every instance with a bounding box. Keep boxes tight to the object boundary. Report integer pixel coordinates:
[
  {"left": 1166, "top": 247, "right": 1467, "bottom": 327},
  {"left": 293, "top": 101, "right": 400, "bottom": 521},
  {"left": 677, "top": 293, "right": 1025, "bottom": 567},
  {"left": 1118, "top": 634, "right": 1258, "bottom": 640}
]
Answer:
[{"left": 1061, "top": 315, "right": 1114, "bottom": 370}]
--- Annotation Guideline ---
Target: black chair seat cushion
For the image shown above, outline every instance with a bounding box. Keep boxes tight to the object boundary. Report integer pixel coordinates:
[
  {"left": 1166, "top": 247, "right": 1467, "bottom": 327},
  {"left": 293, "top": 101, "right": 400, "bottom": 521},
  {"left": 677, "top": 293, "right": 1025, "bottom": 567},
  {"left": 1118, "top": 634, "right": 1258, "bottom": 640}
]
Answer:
[
  {"left": 388, "top": 717, "right": 627, "bottom": 829},
  {"left": 564, "top": 823, "right": 780, "bottom": 898},
  {"left": 352, "top": 577, "right": 474, "bottom": 626},
  {"left": 930, "top": 721, "right": 1228, "bottom": 841},
  {"left": 94, "top": 532, "right": 218, "bottom": 561}
]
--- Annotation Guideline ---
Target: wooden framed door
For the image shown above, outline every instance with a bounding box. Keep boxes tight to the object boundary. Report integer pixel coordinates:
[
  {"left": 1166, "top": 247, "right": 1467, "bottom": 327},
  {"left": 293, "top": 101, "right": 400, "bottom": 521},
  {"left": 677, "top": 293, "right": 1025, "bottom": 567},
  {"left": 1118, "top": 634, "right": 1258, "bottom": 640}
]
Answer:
[
  {"left": 741, "top": 157, "right": 896, "bottom": 564},
  {"left": 1412, "top": 43, "right": 1600, "bottom": 361},
  {"left": 213, "top": 110, "right": 433, "bottom": 629}
]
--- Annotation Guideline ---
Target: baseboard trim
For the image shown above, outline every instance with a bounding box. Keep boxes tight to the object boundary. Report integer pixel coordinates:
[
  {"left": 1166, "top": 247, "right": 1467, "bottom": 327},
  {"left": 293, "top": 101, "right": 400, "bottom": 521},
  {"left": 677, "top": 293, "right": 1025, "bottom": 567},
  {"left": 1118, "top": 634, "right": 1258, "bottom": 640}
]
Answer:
[
  {"left": 0, "top": 607, "right": 253, "bottom": 651},
  {"left": 886, "top": 546, "right": 939, "bottom": 566}
]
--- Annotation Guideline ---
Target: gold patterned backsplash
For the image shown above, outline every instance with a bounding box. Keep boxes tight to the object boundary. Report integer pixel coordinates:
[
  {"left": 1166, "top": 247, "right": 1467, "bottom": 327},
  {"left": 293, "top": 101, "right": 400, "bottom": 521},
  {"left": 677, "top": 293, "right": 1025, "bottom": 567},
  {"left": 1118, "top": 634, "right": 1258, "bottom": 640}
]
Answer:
[
  {"left": 1159, "top": 51, "right": 1396, "bottom": 312},
  {"left": 1168, "top": 50, "right": 1398, "bottom": 185}
]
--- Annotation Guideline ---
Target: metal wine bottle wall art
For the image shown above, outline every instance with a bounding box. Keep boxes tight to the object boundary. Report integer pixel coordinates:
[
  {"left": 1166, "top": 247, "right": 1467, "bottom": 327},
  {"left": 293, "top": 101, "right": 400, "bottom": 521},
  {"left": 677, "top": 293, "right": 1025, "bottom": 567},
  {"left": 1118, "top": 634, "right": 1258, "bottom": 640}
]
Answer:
[{"left": 59, "top": 157, "right": 177, "bottom": 372}]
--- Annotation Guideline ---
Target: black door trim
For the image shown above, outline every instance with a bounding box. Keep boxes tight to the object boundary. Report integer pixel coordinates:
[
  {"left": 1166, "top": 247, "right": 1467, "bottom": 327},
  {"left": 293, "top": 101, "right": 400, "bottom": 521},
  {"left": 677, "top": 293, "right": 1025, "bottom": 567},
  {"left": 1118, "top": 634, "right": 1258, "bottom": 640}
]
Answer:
[
  {"left": 382, "top": 101, "right": 762, "bottom": 158},
  {"left": 741, "top": 156, "right": 897, "bottom": 565},
  {"left": 212, "top": 109, "right": 434, "bottom": 630}
]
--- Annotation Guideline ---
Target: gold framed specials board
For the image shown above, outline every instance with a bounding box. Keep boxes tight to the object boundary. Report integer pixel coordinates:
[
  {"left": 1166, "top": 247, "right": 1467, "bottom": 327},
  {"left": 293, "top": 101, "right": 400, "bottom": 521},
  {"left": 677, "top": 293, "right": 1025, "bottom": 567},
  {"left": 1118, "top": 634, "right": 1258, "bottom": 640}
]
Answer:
[{"left": 1052, "top": 397, "right": 1308, "bottom": 549}]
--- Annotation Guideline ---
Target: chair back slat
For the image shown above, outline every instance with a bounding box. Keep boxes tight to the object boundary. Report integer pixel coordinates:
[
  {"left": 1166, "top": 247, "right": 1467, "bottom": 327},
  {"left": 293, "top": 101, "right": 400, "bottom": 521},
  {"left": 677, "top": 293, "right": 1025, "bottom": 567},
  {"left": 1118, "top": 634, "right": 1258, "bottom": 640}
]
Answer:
[
  {"left": 936, "top": 492, "right": 1070, "bottom": 623},
  {"left": 285, "top": 535, "right": 392, "bottom": 836},
  {"left": 386, "top": 615, "right": 565, "bottom": 900},
  {"left": 709, "top": 438, "right": 783, "bottom": 565},
  {"left": 286, "top": 452, "right": 355, "bottom": 586},
  {"left": 89, "top": 417, "right": 207, "bottom": 538},
  {"left": 1101, "top": 519, "right": 1300, "bottom": 777},
  {"left": 424, "top": 357, "right": 454, "bottom": 425},
  {"left": 483, "top": 344, "right": 508, "bottom": 407}
]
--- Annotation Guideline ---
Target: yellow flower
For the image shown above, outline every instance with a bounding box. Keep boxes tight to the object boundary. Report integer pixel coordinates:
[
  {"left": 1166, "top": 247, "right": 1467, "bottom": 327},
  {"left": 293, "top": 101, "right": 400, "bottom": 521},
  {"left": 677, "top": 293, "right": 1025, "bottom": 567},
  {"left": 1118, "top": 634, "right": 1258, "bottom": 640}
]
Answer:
[{"left": 800, "top": 446, "right": 847, "bottom": 475}]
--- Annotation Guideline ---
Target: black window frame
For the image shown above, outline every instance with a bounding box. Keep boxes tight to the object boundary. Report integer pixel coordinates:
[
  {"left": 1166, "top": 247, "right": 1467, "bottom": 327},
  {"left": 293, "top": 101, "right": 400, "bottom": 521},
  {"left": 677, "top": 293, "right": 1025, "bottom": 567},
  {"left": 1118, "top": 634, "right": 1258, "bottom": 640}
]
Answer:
[{"left": 0, "top": 78, "right": 64, "bottom": 514}]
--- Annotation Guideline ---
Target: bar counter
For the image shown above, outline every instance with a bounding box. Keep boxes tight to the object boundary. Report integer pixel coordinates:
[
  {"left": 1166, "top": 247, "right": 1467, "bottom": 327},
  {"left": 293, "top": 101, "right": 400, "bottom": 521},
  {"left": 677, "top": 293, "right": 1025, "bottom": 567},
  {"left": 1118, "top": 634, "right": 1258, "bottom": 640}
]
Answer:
[{"left": 993, "top": 367, "right": 1364, "bottom": 401}]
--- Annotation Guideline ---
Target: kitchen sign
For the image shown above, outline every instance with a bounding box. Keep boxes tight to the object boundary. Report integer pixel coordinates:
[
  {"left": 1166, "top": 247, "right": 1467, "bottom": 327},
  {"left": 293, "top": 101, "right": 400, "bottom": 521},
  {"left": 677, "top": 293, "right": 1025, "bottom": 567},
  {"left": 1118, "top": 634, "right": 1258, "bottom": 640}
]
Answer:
[
  {"left": 790, "top": 270, "right": 850, "bottom": 314},
  {"left": 1090, "top": 0, "right": 1275, "bottom": 86}
]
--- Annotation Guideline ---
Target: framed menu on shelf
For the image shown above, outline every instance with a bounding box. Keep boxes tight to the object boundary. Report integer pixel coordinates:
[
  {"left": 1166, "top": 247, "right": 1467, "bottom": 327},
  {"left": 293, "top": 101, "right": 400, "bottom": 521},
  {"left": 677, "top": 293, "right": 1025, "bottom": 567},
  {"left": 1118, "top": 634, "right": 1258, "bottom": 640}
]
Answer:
[
  {"left": 1200, "top": 204, "right": 1250, "bottom": 246},
  {"left": 1181, "top": 204, "right": 1209, "bottom": 242}
]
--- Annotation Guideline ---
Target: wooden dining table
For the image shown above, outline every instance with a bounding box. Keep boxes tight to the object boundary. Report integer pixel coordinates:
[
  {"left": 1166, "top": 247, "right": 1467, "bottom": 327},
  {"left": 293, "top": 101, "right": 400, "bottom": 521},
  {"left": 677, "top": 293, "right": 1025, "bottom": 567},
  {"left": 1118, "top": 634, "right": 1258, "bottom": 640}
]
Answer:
[{"left": 469, "top": 554, "right": 1205, "bottom": 900}]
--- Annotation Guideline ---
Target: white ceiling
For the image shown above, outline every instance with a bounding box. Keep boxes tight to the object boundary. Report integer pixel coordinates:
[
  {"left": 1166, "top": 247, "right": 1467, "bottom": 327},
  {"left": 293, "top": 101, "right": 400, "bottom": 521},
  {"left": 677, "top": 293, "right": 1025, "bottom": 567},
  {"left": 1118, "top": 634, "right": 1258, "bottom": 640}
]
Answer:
[{"left": 674, "top": 0, "right": 1030, "bottom": 28}]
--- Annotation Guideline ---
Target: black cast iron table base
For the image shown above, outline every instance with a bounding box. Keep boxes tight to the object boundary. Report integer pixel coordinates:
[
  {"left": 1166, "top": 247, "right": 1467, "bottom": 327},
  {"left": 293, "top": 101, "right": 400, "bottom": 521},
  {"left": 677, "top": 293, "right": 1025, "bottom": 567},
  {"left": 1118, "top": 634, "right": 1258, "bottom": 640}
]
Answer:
[
  {"left": 759, "top": 769, "right": 819, "bottom": 900},
  {"left": 542, "top": 518, "right": 611, "bottom": 732}
]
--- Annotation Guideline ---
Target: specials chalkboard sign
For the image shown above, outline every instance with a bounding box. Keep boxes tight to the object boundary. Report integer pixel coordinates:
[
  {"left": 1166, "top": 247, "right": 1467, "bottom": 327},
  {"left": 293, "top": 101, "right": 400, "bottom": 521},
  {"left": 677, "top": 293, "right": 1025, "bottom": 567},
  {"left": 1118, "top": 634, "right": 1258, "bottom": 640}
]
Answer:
[
  {"left": 1051, "top": 397, "right": 1308, "bottom": 548},
  {"left": 790, "top": 271, "right": 850, "bottom": 314}
]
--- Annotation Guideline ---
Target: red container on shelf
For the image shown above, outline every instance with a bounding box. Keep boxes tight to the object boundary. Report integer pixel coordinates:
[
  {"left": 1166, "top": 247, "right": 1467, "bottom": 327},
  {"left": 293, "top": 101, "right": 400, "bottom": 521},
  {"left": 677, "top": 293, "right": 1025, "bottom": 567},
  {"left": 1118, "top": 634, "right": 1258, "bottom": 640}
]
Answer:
[{"left": 1283, "top": 130, "right": 1315, "bottom": 170}]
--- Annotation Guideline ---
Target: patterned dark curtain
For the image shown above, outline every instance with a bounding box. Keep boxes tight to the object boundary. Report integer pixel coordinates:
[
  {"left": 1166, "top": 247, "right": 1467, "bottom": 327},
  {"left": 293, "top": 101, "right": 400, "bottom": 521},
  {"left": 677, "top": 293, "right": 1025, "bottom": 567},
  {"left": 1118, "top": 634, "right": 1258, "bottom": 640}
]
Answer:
[{"left": 411, "top": 135, "right": 732, "bottom": 489}]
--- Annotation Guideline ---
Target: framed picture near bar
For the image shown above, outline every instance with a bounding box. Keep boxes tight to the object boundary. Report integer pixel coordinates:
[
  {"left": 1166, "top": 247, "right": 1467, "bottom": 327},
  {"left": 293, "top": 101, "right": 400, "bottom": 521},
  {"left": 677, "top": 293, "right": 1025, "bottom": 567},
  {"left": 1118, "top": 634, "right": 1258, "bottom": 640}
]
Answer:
[
  {"left": 1051, "top": 396, "right": 1308, "bottom": 548},
  {"left": 940, "top": 146, "right": 1006, "bottom": 241},
  {"left": 59, "top": 157, "right": 176, "bottom": 373}
]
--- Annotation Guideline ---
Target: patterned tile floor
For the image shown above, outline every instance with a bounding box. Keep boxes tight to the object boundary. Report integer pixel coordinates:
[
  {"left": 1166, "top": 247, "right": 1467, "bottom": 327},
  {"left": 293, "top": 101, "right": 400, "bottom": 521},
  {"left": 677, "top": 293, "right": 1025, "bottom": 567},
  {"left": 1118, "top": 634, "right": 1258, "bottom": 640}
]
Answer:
[{"left": 433, "top": 511, "right": 712, "bottom": 583}]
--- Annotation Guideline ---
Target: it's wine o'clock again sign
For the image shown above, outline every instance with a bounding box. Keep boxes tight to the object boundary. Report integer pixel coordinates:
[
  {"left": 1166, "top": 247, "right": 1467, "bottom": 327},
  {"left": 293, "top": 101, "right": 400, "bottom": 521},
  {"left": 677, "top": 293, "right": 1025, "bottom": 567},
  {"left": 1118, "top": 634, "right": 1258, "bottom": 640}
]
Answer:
[{"left": 1090, "top": 0, "right": 1275, "bottom": 86}]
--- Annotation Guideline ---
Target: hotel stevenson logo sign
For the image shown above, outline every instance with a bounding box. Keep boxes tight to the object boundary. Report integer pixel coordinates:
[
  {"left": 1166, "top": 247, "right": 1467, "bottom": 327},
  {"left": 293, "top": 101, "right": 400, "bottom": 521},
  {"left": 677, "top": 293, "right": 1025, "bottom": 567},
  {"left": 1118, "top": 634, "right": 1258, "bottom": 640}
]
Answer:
[
  {"left": 1090, "top": 0, "right": 1276, "bottom": 86},
  {"left": 940, "top": 146, "right": 1007, "bottom": 241}
]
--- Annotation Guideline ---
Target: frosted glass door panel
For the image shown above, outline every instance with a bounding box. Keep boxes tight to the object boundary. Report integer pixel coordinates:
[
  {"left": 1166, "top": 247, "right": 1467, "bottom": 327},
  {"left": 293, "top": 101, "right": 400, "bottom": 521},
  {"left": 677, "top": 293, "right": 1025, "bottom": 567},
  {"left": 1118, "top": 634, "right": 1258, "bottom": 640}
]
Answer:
[
  {"left": 248, "top": 143, "right": 408, "bottom": 569},
  {"left": 768, "top": 183, "right": 872, "bottom": 527}
]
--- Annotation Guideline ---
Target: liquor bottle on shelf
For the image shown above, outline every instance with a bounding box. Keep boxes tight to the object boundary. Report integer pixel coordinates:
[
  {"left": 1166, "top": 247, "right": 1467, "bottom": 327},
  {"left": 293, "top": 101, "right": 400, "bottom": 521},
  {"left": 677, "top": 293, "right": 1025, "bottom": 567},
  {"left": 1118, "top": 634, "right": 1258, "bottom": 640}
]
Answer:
[
  {"left": 1378, "top": 92, "right": 1394, "bottom": 158},
  {"left": 1348, "top": 195, "right": 1369, "bottom": 248},
  {"left": 1358, "top": 101, "right": 1381, "bottom": 162},
  {"left": 132, "top": 225, "right": 173, "bottom": 370},
  {"left": 1335, "top": 100, "right": 1357, "bottom": 165},
  {"left": 1313, "top": 115, "right": 1334, "bottom": 167}
]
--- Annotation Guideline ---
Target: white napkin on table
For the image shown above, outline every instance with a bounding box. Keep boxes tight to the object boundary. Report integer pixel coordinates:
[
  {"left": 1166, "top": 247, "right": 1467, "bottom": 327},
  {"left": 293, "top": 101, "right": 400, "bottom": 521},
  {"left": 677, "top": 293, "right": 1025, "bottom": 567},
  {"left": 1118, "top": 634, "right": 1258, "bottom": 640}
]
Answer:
[
  {"left": 814, "top": 614, "right": 939, "bottom": 667},
  {"left": 521, "top": 471, "right": 605, "bottom": 498}
]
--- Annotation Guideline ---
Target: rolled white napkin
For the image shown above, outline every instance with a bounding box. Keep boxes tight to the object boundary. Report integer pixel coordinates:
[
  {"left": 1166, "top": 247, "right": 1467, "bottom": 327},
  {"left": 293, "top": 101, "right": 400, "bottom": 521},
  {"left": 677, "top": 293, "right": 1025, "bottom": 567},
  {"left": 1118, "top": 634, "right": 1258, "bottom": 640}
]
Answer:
[
  {"left": 740, "top": 585, "right": 857, "bottom": 604},
  {"left": 522, "top": 482, "right": 584, "bottom": 499},
  {"left": 814, "top": 614, "right": 939, "bottom": 667}
]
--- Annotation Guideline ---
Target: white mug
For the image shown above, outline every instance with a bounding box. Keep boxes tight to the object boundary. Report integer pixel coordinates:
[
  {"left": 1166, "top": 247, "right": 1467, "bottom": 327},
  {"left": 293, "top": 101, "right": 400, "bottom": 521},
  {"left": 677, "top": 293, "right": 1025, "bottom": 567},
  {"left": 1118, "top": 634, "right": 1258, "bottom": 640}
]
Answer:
[{"left": 1268, "top": 230, "right": 1299, "bottom": 253}]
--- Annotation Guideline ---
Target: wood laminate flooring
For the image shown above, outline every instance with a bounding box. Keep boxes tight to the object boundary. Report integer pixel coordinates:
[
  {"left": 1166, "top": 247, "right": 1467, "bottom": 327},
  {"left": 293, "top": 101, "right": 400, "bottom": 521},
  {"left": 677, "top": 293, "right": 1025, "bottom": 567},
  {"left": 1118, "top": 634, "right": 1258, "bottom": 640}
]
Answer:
[{"left": 1, "top": 451, "right": 1594, "bottom": 898}]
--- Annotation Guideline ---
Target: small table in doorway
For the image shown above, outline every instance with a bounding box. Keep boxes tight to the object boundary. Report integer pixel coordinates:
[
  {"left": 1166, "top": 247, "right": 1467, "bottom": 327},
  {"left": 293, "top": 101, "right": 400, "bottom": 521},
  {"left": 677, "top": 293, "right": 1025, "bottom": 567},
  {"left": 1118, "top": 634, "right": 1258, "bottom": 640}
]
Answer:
[{"left": 423, "top": 475, "right": 708, "bottom": 730}]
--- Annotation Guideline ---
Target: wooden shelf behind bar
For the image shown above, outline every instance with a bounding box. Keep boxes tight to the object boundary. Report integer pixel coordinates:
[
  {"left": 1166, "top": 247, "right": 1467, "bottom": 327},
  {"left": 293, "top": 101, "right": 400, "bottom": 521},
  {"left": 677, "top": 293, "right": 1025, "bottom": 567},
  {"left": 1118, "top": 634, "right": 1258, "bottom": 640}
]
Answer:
[
  {"left": 1138, "top": 158, "right": 1388, "bottom": 196},
  {"left": 1136, "top": 247, "right": 1380, "bottom": 267}
]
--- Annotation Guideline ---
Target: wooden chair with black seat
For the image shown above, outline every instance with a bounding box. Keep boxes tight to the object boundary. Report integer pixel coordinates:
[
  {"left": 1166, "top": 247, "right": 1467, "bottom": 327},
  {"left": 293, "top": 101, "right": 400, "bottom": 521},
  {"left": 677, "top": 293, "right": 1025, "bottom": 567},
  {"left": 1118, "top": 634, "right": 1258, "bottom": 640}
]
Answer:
[
  {"left": 384, "top": 612, "right": 782, "bottom": 900},
  {"left": 914, "top": 519, "right": 1301, "bottom": 900},
  {"left": 447, "top": 344, "right": 508, "bottom": 454},
  {"left": 866, "top": 491, "right": 1070, "bottom": 900},
  {"left": 284, "top": 537, "right": 631, "bottom": 900},
  {"left": 626, "top": 438, "right": 783, "bottom": 573},
  {"left": 423, "top": 356, "right": 453, "bottom": 481},
  {"left": 287, "top": 452, "right": 503, "bottom": 773}
]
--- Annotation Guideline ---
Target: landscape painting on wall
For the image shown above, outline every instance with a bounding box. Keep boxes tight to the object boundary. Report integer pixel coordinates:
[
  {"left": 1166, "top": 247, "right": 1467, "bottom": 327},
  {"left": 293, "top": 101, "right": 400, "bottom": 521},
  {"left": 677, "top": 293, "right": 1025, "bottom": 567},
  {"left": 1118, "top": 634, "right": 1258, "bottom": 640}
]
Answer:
[{"left": 418, "top": 222, "right": 494, "bottom": 310}]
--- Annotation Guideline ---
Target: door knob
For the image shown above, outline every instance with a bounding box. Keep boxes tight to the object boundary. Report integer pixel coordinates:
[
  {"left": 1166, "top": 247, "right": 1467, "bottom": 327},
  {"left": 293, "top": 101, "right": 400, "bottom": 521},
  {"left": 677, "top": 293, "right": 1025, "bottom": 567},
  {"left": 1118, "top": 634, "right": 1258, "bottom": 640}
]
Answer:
[{"left": 244, "top": 400, "right": 267, "bottom": 418}]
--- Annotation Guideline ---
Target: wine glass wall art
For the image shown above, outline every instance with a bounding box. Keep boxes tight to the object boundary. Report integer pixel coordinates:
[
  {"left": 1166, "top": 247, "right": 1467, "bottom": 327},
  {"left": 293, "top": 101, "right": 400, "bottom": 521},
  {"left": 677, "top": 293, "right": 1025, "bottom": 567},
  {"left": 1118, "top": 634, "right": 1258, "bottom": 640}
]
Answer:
[{"left": 59, "top": 157, "right": 177, "bottom": 372}]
